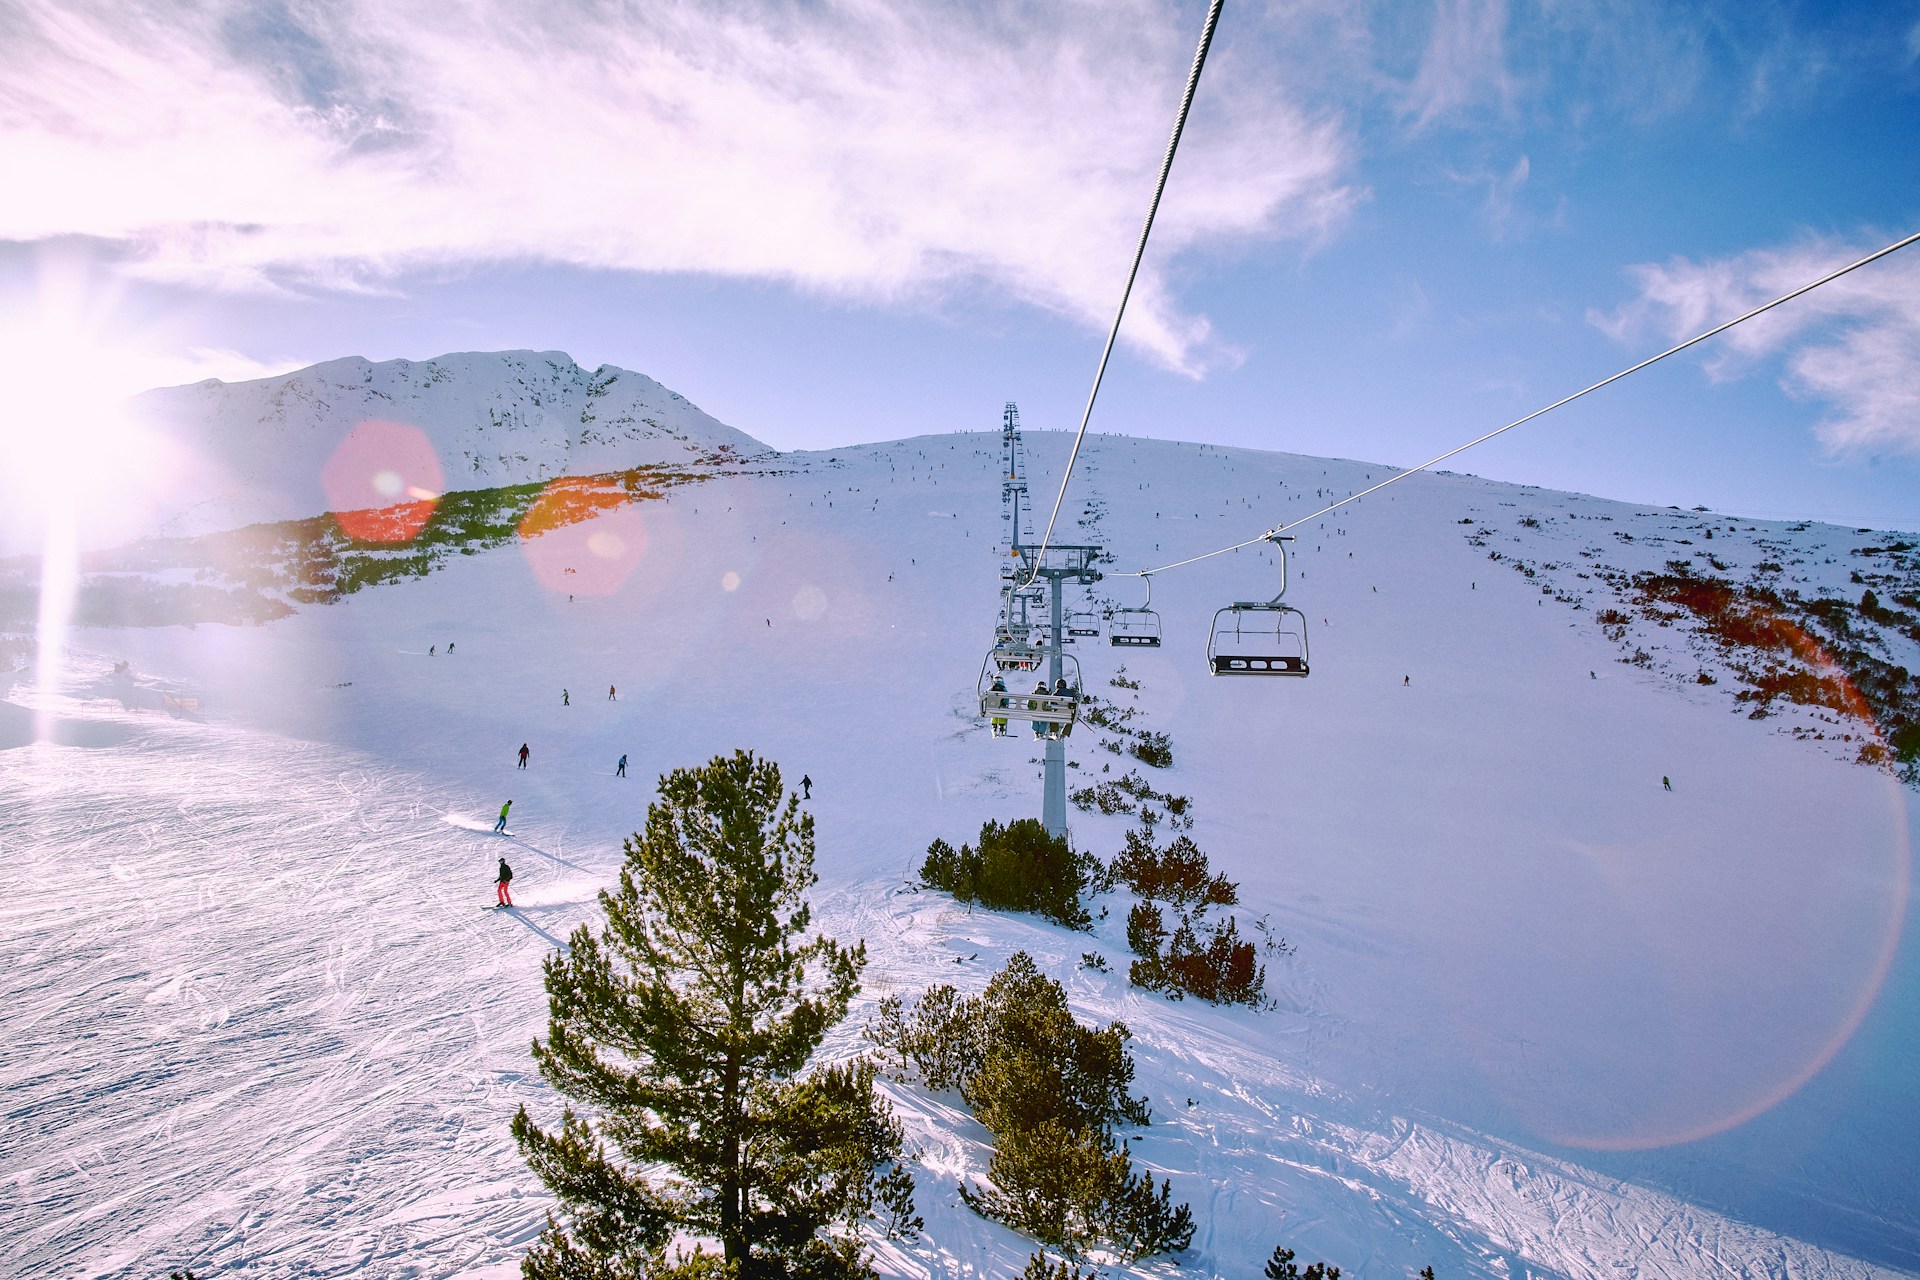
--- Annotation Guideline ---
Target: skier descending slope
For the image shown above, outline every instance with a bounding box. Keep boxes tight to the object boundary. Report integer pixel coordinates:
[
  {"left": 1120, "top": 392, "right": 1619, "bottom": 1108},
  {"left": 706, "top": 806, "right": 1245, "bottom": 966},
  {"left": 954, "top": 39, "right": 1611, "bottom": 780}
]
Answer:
[
  {"left": 494, "top": 799, "right": 512, "bottom": 833},
  {"left": 495, "top": 857, "right": 514, "bottom": 908},
  {"left": 517, "top": 743, "right": 529, "bottom": 769}
]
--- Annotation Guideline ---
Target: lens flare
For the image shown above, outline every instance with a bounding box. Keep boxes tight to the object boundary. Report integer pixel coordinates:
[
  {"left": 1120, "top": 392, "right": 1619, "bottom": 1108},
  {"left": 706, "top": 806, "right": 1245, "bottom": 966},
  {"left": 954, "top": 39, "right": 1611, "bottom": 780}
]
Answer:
[
  {"left": 519, "top": 479, "right": 651, "bottom": 596},
  {"left": 1456, "top": 606, "right": 1911, "bottom": 1152},
  {"left": 322, "top": 421, "right": 444, "bottom": 543},
  {"left": 0, "top": 248, "right": 193, "bottom": 718},
  {"left": 791, "top": 585, "right": 828, "bottom": 620}
]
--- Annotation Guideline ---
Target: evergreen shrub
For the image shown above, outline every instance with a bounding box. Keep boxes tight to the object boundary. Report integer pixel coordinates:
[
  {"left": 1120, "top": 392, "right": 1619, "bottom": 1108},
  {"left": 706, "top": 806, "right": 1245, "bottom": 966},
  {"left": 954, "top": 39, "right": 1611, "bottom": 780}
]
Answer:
[
  {"left": 871, "top": 953, "right": 1191, "bottom": 1261},
  {"left": 1111, "top": 829, "right": 1236, "bottom": 907},
  {"left": 920, "top": 818, "right": 1093, "bottom": 929}
]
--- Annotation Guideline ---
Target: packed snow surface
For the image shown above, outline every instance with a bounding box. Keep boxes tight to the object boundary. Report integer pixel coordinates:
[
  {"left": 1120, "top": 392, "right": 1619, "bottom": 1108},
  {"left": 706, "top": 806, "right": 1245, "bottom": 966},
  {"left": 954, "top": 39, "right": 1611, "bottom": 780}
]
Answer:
[{"left": 4, "top": 416, "right": 1917, "bottom": 1278}]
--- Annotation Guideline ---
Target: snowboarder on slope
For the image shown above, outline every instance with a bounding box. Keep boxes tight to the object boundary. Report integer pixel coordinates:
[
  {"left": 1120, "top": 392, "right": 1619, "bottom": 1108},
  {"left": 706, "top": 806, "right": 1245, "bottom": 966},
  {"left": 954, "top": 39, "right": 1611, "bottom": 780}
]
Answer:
[
  {"left": 617, "top": 754, "right": 628, "bottom": 778},
  {"left": 496, "top": 857, "right": 514, "bottom": 907},
  {"left": 495, "top": 799, "right": 513, "bottom": 833},
  {"left": 800, "top": 774, "right": 812, "bottom": 799},
  {"left": 1663, "top": 776, "right": 1672, "bottom": 792},
  {"left": 517, "top": 743, "right": 529, "bottom": 769}
]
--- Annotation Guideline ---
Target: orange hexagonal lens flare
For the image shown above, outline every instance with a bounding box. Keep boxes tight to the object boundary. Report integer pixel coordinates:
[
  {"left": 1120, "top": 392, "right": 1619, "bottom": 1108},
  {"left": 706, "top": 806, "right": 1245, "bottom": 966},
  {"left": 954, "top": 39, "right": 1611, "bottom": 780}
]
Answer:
[{"left": 322, "top": 420, "right": 444, "bottom": 544}]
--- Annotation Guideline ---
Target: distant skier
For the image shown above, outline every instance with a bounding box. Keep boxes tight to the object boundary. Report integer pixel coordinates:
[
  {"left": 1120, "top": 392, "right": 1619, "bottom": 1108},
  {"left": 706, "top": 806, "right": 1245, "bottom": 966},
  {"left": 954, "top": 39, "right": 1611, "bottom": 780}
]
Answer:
[
  {"left": 562, "top": 688, "right": 570, "bottom": 706},
  {"left": 800, "top": 774, "right": 812, "bottom": 799},
  {"left": 448, "top": 642, "right": 455, "bottom": 654},
  {"left": 1590, "top": 671, "right": 1596, "bottom": 679},
  {"left": 496, "top": 857, "right": 514, "bottom": 907},
  {"left": 517, "top": 743, "right": 529, "bottom": 769},
  {"left": 495, "top": 799, "right": 513, "bottom": 833},
  {"left": 429, "top": 644, "right": 436, "bottom": 656},
  {"left": 1403, "top": 675, "right": 1410, "bottom": 686},
  {"left": 1663, "top": 776, "right": 1672, "bottom": 792},
  {"left": 608, "top": 685, "right": 617, "bottom": 701},
  {"left": 617, "top": 754, "right": 628, "bottom": 778}
]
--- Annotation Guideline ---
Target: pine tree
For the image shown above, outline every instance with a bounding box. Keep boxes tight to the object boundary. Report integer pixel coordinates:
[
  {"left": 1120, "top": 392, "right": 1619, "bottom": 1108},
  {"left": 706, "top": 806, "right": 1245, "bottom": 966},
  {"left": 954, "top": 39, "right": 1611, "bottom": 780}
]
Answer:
[
  {"left": 1264, "top": 1245, "right": 1341, "bottom": 1279},
  {"left": 513, "top": 749, "right": 916, "bottom": 1279}
]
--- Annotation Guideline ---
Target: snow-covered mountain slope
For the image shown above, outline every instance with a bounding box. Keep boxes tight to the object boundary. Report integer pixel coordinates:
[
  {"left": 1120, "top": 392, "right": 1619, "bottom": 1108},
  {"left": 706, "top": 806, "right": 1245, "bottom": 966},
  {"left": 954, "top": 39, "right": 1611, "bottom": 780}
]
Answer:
[
  {"left": 121, "top": 350, "right": 769, "bottom": 541},
  {"left": 3, "top": 428, "right": 1916, "bottom": 1280}
]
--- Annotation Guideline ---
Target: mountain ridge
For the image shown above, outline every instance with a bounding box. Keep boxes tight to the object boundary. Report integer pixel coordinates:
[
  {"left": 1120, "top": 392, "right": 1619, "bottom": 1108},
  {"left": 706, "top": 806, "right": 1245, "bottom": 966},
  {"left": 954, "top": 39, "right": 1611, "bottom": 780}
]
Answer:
[{"left": 123, "top": 349, "right": 771, "bottom": 541}]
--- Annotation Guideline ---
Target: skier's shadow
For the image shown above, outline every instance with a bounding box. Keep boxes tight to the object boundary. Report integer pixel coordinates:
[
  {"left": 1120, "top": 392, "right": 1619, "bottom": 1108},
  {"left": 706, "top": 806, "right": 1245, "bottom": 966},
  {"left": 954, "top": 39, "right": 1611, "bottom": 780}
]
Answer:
[
  {"left": 507, "top": 837, "right": 592, "bottom": 875},
  {"left": 500, "top": 907, "right": 570, "bottom": 950}
]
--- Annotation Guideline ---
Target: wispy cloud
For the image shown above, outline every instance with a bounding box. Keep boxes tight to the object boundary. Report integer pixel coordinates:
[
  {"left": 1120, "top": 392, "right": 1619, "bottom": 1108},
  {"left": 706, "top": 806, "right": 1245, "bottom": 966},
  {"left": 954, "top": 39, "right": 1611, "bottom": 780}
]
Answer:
[
  {"left": 1401, "top": 0, "right": 1515, "bottom": 128},
  {"left": 1595, "top": 235, "right": 1920, "bottom": 457},
  {"left": 0, "top": 0, "right": 1356, "bottom": 374}
]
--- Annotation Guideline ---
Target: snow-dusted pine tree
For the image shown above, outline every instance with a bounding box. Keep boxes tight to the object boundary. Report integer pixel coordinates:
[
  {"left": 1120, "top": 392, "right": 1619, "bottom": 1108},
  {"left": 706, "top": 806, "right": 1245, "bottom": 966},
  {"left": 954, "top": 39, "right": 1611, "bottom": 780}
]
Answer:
[{"left": 512, "top": 749, "right": 916, "bottom": 1279}]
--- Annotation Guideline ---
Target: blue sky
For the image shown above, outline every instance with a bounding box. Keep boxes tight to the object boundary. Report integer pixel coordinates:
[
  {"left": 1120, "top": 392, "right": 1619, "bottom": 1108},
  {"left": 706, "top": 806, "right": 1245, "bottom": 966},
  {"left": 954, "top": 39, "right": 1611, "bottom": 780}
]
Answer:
[{"left": 3, "top": 0, "right": 1918, "bottom": 529}]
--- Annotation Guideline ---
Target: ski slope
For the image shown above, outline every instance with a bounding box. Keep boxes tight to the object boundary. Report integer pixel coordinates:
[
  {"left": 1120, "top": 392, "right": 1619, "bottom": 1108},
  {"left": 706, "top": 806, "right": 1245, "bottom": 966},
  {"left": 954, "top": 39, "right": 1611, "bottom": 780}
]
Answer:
[{"left": 3, "top": 421, "right": 1916, "bottom": 1279}]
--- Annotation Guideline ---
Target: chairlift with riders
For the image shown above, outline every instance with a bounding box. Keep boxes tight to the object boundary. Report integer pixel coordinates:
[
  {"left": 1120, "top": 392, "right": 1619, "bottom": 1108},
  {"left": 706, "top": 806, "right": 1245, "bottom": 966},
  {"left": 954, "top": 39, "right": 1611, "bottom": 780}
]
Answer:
[{"left": 978, "top": 650, "right": 1083, "bottom": 729}]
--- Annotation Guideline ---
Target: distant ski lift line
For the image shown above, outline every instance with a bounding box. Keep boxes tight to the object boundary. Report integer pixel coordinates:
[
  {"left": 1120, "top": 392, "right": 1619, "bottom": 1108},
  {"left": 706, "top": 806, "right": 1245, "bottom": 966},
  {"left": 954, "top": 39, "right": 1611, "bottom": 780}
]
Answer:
[{"left": 1113, "top": 228, "right": 1920, "bottom": 581}]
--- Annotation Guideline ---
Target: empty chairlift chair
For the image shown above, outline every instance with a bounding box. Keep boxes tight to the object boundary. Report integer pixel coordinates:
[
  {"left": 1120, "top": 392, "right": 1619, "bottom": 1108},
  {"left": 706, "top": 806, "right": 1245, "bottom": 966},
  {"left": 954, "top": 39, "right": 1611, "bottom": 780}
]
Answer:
[
  {"left": 1207, "top": 535, "right": 1309, "bottom": 677},
  {"left": 1066, "top": 605, "right": 1102, "bottom": 638},
  {"left": 1107, "top": 576, "right": 1163, "bottom": 647}
]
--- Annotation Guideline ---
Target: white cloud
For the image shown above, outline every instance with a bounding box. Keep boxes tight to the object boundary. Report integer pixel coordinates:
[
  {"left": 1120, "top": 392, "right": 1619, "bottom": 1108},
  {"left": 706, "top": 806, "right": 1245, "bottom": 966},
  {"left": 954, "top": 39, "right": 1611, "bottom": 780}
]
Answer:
[
  {"left": 1595, "top": 235, "right": 1920, "bottom": 457},
  {"left": 1401, "top": 0, "right": 1515, "bottom": 128},
  {"left": 0, "top": 0, "right": 1356, "bottom": 375}
]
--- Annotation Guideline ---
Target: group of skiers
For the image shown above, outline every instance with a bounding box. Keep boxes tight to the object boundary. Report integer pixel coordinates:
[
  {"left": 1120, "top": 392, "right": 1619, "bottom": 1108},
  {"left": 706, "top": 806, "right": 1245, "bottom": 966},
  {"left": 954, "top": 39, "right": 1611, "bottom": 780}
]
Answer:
[
  {"left": 985, "top": 675, "right": 1078, "bottom": 740},
  {"left": 489, "top": 751, "right": 814, "bottom": 909}
]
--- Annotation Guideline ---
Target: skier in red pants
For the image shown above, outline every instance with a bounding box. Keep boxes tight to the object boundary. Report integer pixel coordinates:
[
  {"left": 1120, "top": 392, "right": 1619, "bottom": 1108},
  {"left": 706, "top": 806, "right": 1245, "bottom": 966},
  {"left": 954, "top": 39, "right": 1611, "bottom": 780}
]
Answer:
[{"left": 496, "top": 857, "right": 514, "bottom": 907}]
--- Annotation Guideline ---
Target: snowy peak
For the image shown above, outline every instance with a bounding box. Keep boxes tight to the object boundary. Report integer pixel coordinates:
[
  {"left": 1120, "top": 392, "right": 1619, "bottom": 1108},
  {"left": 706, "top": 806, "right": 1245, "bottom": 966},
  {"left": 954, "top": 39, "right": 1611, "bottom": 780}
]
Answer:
[{"left": 126, "top": 350, "right": 769, "bottom": 539}]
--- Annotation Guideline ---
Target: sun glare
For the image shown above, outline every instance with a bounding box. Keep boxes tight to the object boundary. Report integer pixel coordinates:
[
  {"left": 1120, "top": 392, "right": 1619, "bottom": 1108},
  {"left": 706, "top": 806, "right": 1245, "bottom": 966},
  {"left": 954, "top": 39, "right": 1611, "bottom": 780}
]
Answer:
[{"left": 0, "top": 268, "right": 197, "bottom": 707}]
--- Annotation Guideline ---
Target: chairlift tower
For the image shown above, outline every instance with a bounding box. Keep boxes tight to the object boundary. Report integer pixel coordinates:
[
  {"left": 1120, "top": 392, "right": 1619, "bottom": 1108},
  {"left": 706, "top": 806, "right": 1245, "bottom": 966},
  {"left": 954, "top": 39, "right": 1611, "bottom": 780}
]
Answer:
[
  {"left": 1001, "top": 403, "right": 1029, "bottom": 560},
  {"left": 1012, "top": 543, "right": 1103, "bottom": 838},
  {"left": 997, "top": 403, "right": 1046, "bottom": 639}
]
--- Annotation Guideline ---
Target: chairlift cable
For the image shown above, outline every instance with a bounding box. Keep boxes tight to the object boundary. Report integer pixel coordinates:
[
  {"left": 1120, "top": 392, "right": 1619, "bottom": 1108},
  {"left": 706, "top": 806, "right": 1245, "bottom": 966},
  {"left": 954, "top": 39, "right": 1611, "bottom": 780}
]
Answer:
[
  {"left": 1113, "top": 228, "right": 1920, "bottom": 580},
  {"left": 1022, "top": 0, "right": 1226, "bottom": 584}
]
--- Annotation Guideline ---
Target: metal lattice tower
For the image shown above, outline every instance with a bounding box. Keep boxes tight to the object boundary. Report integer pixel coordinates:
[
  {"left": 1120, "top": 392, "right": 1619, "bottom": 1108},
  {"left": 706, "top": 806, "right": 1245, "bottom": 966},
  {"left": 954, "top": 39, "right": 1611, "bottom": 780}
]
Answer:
[
  {"left": 999, "top": 403, "right": 1039, "bottom": 635},
  {"left": 1001, "top": 403, "right": 1029, "bottom": 561},
  {"left": 990, "top": 402, "right": 1101, "bottom": 838}
]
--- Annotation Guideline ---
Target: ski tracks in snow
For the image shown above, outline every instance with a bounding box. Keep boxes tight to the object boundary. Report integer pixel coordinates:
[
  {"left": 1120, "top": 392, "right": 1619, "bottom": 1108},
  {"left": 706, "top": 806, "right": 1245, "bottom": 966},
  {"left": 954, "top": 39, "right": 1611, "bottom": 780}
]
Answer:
[
  {"left": 0, "top": 707, "right": 580, "bottom": 1278},
  {"left": 823, "top": 874, "right": 1909, "bottom": 1279}
]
